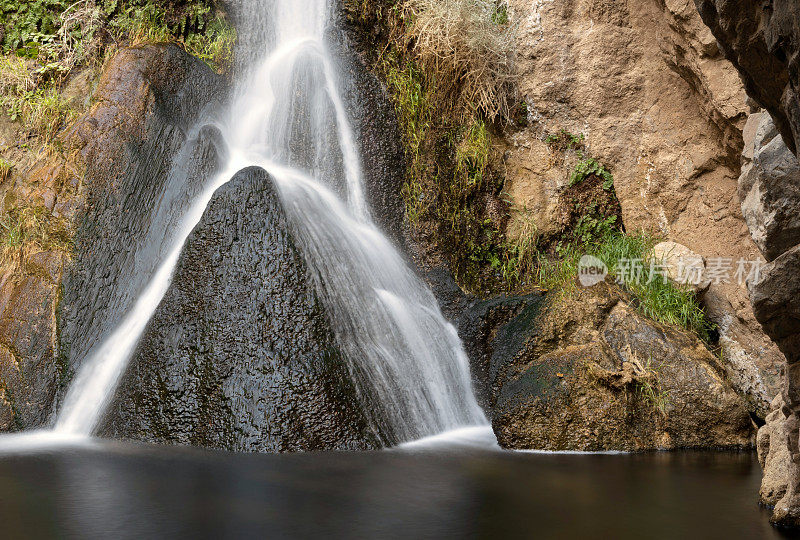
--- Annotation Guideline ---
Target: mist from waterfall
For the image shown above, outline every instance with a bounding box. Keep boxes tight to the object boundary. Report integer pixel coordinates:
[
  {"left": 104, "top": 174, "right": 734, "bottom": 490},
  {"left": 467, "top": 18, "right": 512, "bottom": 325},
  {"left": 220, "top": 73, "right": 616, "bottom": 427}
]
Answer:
[{"left": 55, "top": 0, "right": 486, "bottom": 443}]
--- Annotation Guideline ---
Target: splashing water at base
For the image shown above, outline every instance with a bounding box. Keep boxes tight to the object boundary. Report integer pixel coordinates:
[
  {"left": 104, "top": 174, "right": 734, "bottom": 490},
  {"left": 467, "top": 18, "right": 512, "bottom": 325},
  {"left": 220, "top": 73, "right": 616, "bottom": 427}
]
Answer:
[{"left": 55, "top": 0, "right": 486, "bottom": 442}]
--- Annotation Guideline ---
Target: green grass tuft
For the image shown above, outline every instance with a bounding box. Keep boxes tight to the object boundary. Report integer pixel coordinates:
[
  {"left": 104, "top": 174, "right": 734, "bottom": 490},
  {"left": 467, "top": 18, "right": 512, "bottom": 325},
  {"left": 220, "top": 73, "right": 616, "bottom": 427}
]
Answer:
[{"left": 522, "top": 229, "right": 713, "bottom": 341}]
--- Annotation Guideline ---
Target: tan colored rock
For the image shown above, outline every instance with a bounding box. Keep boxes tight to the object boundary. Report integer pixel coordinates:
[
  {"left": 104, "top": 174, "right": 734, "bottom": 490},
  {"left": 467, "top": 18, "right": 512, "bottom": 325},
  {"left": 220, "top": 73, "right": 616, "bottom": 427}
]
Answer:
[
  {"left": 650, "top": 241, "right": 710, "bottom": 293},
  {"left": 503, "top": 0, "right": 783, "bottom": 414},
  {"left": 703, "top": 286, "right": 781, "bottom": 418},
  {"left": 758, "top": 395, "right": 791, "bottom": 506},
  {"left": 739, "top": 112, "right": 800, "bottom": 262},
  {"left": 465, "top": 284, "right": 755, "bottom": 451}
]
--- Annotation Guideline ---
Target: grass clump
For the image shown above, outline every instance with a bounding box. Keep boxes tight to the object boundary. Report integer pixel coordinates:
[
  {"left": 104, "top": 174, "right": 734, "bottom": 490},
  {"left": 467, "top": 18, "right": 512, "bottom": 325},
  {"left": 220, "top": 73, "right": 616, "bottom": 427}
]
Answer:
[
  {"left": 523, "top": 227, "right": 713, "bottom": 341},
  {"left": 0, "top": 201, "right": 72, "bottom": 260},
  {"left": 634, "top": 359, "right": 670, "bottom": 417},
  {"left": 0, "top": 158, "right": 12, "bottom": 182},
  {"left": 0, "top": 54, "right": 75, "bottom": 141},
  {"left": 1, "top": 85, "right": 76, "bottom": 142},
  {"left": 405, "top": 0, "right": 517, "bottom": 121}
]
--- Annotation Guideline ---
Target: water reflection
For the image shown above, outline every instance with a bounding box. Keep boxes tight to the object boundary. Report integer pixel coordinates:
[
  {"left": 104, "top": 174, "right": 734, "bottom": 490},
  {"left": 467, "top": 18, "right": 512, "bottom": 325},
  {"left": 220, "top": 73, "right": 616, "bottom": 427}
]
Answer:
[{"left": 0, "top": 441, "right": 787, "bottom": 539}]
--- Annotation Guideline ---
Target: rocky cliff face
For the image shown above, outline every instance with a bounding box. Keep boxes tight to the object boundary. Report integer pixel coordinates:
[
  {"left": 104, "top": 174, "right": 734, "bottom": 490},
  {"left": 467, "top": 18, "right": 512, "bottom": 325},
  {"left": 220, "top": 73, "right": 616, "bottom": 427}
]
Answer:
[
  {"left": 58, "top": 44, "right": 227, "bottom": 415},
  {"left": 695, "top": 0, "right": 800, "bottom": 155},
  {"left": 100, "top": 167, "right": 379, "bottom": 451},
  {"left": 504, "top": 0, "right": 782, "bottom": 417},
  {"left": 738, "top": 111, "right": 800, "bottom": 527},
  {"left": 692, "top": 1, "right": 800, "bottom": 526}
]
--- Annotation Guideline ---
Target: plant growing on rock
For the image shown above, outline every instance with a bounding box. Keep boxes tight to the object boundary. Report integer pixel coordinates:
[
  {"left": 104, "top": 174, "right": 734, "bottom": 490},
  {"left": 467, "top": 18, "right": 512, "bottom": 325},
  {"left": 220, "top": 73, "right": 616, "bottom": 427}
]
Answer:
[
  {"left": 405, "top": 0, "right": 517, "bottom": 121},
  {"left": 544, "top": 129, "right": 584, "bottom": 152},
  {"left": 570, "top": 156, "right": 614, "bottom": 191},
  {"left": 0, "top": 201, "right": 72, "bottom": 261},
  {"left": 0, "top": 158, "right": 12, "bottom": 182}
]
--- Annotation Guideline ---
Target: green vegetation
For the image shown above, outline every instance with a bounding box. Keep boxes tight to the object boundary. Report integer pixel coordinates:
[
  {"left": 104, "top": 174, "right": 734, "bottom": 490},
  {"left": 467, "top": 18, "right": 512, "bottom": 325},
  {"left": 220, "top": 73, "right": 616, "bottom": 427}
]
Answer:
[
  {"left": 382, "top": 54, "right": 431, "bottom": 224},
  {"left": 519, "top": 228, "right": 713, "bottom": 341},
  {"left": 347, "top": 0, "right": 519, "bottom": 292},
  {"left": 570, "top": 156, "right": 614, "bottom": 191},
  {"left": 635, "top": 359, "right": 670, "bottom": 417},
  {"left": 0, "top": 0, "right": 236, "bottom": 146},
  {"left": 544, "top": 130, "right": 614, "bottom": 191},
  {"left": 0, "top": 199, "right": 72, "bottom": 260},
  {"left": 544, "top": 129, "right": 584, "bottom": 150},
  {"left": 1, "top": 85, "right": 75, "bottom": 142},
  {"left": 0, "top": 158, "right": 12, "bottom": 182},
  {"left": 106, "top": 2, "right": 236, "bottom": 72}
]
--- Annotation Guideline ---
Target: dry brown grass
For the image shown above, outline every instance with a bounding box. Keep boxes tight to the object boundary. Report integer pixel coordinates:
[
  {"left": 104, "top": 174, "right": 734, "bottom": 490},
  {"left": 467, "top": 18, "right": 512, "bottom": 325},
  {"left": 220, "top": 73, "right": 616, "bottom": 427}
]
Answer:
[
  {"left": 49, "top": 0, "right": 104, "bottom": 76},
  {"left": 405, "top": 0, "right": 518, "bottom": 121},
  {"left": 0, "top": 56, "right": 35, "bottom": 97}
]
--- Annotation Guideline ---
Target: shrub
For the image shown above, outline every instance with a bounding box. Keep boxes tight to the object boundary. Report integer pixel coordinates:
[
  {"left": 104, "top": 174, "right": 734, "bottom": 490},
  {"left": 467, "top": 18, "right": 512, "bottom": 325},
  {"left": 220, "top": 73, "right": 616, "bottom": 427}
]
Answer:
[
  {"left": 570, "top": 156, "right": 614, "bottom": 191},
  {"left": 405, "top": 0, "right": 517, "bottom": 120}
]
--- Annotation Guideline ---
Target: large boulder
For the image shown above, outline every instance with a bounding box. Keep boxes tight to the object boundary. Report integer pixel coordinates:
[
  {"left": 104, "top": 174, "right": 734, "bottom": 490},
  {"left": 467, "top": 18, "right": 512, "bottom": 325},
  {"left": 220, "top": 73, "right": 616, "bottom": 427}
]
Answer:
[
  {"left": 694, "top": 0, "right": 800, "bottom": 155},
  {"left": 58, "top": 44, "right": 226, "bottom": 413},
  {"left": 99, "top": 167, "right": 379, "bottom": 452},
  {"left": 0, "top": 44, "right": 226, "bottom": 431},
  {"left": 650, "top": 241, "right": 710, "bottom": 293},
  {"left": 461, "top": 283, "right": 754, "bottom": 451},
  {"left": 739, "top": 112, "right": 800, "bottom": 261}
]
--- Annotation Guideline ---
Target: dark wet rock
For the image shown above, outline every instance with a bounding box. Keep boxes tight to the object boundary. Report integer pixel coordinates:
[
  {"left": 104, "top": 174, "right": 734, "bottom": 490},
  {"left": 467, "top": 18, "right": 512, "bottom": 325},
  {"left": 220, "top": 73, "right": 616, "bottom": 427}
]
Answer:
[
  {"left": 694, "top": 0, "right": 800, "bottom": 155},
  {"left": 0, "top": 261, "right": 64, "bottom": 430},
  {"left": 421, "top": 267, "right": 470, "bottom": 325},
  {"left": 751, "top": 245, "right": 800, "bottom": 366},
  {"left": 458, "top": 294, "right": 545, "bottom": 412},
  {"left": 462, "top": 283, "right": 753, "bottom": 451},
  {"left": 350, "top": 58, "right": 406, "bottom": 250},
  {"left": 58, "top": 44, "right": 226, "bottom": 418},
  {"left": 339, "top": 32, "right": 407, "bottom": 250},
  {"left": 99, "top": 167, "right": 379, "bottom": 452}
]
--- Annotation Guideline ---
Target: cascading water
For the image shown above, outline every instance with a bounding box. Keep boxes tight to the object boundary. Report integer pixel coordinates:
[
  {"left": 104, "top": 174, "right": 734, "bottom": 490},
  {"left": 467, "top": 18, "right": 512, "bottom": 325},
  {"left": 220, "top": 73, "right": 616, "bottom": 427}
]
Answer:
[{"left": 55, "top": 0, "right": 486, "bottom": 442}]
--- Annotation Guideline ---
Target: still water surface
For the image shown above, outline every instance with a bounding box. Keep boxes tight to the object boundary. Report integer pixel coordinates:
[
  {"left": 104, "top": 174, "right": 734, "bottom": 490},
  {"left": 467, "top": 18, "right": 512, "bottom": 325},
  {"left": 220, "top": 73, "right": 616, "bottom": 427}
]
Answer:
[{"left": 0, "top": 436, "right": 791, "bottom": 539}]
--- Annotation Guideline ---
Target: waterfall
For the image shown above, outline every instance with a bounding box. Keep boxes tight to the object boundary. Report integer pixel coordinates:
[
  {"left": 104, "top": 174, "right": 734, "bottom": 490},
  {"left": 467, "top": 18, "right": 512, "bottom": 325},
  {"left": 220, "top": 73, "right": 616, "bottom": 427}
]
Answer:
[{"left": 55, "top": 0, "right": 486, "bottom": 442}]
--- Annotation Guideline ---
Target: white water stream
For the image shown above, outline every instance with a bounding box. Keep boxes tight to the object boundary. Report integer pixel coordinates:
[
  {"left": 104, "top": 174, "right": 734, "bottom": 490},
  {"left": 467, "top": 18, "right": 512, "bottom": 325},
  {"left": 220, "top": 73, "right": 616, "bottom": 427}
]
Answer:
[{"left": 52, "top": 0, "right": 486, "bottom": 443}]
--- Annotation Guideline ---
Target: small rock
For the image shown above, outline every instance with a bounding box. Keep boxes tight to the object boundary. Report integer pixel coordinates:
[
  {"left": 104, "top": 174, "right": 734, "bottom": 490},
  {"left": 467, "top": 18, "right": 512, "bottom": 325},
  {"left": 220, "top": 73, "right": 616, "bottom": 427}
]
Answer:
[{"left": 650, "top": 241, "right": 711, "bottom": 293}]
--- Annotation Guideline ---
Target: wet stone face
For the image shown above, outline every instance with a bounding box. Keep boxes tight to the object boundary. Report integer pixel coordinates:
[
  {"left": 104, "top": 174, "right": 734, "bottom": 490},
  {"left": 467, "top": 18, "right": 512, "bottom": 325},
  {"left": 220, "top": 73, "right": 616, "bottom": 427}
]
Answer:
[{"left": 98, "top": 167, "right": 380, "bottom": 452}]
